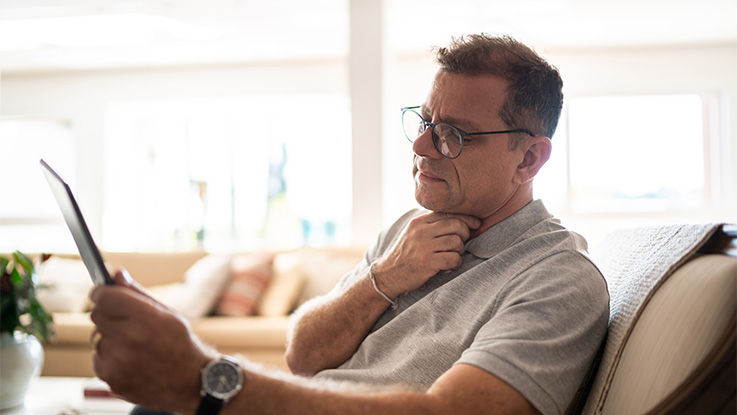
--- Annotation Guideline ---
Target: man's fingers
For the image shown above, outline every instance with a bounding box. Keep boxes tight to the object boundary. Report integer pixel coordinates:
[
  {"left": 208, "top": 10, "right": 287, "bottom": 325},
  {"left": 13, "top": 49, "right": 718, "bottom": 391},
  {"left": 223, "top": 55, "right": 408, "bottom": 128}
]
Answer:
[
  {"left": 433, "top": 234, "right": 465, "bottom": 254},
  {"left": 450, "top": 214, "right": 482, "bottom": 230},
  {"left": 91, "top": 310, "right": 141, "bottom": 338},
  {"left": 433, "top": 251, "right": 464, "bottom": 271},
  {"left": 428, "top": 218, "right": 472, "bottom": 242},
  {"left": 90, "top": 285, "right": 156, "bottom": 320},
  {"left": 415, "top": 211, "right": 480, "bottom": 228},
  {"left": 93, "top": 337, "right": 131, "bottom": 390},
  {"left": 111, "top": 269, "right": 168, "bottom": 307},
  {"left": 427, "top": 212, "right": 481, "bottom": 229}
]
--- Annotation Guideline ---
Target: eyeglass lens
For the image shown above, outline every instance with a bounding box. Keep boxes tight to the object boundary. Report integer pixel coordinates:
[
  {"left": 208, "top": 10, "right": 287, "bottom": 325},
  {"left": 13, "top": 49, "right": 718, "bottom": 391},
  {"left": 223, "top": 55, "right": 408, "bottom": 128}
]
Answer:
[{"left": 402, "top": 109, "right": 462, "bottom": 158}]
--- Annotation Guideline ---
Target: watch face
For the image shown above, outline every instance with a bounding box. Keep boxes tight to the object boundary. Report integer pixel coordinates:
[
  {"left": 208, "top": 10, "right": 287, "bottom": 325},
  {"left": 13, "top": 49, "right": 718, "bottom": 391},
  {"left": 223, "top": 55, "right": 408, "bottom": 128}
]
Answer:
[{"left": 203, "top": 358, "right": 243, "bottom": 400}]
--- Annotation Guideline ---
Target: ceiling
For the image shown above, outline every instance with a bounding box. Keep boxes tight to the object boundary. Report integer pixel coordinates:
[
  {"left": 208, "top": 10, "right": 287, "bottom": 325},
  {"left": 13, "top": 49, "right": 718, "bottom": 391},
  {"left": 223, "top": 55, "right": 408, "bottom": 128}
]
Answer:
[{"left": 0, "top": 0, "right": 735, "bottom": 73}]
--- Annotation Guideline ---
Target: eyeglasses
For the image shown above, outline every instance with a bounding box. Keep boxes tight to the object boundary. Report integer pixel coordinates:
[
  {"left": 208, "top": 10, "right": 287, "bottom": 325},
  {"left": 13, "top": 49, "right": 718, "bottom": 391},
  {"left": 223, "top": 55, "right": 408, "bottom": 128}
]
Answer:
[{"left": 401, "top": 106, "right": 534, "bottom": 159}]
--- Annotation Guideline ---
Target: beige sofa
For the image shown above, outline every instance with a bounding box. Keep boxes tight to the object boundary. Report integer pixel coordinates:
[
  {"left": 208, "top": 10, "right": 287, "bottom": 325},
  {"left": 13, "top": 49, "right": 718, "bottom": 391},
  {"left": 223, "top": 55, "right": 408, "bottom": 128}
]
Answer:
[
  {"left": 33, "top": 224, "right": 736, "bottom": 414},
  {"left": 39, "top": 247, "right": 365, "bottom": 377}
]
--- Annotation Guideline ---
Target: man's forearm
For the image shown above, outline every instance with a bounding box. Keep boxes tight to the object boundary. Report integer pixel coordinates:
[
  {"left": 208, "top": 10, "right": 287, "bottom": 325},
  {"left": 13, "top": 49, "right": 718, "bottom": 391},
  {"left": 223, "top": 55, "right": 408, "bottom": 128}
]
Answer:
[
  {"left": 214, "top": 361, "right": 539, "bottom": 415},
  {"left": 285, "top": 271, "right": 394, "bottom": 375},
  {"left": 221, "top": 365, "right": 439, "bottom": 415}
]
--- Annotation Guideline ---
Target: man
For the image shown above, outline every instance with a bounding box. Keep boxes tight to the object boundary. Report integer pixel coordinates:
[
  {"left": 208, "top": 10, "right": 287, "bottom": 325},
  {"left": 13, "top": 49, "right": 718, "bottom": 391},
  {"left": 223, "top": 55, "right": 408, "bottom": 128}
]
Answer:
[{"left": 90, "top": 34, "right": 609, "bottom": 415}]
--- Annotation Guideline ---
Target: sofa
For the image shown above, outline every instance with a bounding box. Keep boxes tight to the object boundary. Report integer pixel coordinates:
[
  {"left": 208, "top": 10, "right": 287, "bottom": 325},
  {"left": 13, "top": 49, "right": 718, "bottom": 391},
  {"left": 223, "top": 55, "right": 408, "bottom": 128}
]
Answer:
[
  {"left": 37, "top": 246, "right": 366, "bottom": 377},
  {"left": 31, "top": 224, "right": 736, "bottom": 414}
]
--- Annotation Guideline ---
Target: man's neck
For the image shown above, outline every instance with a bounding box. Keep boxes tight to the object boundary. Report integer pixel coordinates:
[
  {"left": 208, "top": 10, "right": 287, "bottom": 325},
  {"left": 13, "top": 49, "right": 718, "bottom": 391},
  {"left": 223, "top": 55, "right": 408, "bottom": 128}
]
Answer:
[{"left": 470, "top": 183, "right": 534, "bottom": 239}]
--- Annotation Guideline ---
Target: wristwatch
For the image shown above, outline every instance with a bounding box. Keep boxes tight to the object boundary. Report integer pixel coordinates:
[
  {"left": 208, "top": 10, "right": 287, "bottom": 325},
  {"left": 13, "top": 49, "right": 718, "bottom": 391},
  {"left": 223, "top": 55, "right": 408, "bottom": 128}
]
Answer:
[{"left": 196, "top": 355, "right": 244, "bottom": 415}]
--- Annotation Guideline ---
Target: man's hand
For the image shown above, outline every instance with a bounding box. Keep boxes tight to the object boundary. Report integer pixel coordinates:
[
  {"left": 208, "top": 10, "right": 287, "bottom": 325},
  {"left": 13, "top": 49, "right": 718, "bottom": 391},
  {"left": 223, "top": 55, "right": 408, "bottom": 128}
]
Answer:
[
  {"left": 372, "top": 212, "right": 480, "bottom": 299},
  {"left": 89, "top": 270, "right": 216, "bottom": 413}
]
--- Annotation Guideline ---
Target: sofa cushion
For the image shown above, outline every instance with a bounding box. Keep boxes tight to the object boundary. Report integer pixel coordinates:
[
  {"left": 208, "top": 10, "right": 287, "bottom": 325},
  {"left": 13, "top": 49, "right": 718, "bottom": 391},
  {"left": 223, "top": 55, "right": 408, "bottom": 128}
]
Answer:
[
  {"left": 189, "top": 316, "right": 290, "bottom": 348},
  {"left": 101, "top": 251, "right": 209, "bottom": 287},
  {"left": 216, "top": 253, "right": 273, "bottom": 316},
  {"left": 595, "top": 254, "right": 736, "bottom": 414},
  {"left": 48, "top": 313, "right": 290, "bottom": 349}
]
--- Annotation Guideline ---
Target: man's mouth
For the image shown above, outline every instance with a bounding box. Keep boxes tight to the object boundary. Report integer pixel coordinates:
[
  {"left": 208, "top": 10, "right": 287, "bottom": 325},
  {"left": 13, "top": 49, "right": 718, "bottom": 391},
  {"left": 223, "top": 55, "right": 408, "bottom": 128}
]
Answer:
[{"left": 416, "top": 168, "right": 444, "bottom": 183}]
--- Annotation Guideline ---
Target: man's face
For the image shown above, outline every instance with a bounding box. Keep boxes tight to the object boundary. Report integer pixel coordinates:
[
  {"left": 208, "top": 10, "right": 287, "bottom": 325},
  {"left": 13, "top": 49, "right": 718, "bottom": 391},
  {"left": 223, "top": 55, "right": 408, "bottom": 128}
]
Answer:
[{"left": 412, "top": 70, "right": 526, "bottom": 217}]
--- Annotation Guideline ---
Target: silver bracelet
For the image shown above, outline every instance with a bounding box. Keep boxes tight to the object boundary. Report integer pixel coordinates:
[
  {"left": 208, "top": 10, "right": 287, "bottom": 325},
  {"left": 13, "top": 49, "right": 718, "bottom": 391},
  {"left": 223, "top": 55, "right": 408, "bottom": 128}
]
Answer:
[{"left": 369, "top": 262, "right": 397, "bottom": 310}]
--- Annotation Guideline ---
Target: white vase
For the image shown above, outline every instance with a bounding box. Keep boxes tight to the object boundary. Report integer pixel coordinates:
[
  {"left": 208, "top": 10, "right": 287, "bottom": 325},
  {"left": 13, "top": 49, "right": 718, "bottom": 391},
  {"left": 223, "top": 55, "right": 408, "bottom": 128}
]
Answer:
[{"left": 0, "top": 332, "right": 44, "bottom": 409}]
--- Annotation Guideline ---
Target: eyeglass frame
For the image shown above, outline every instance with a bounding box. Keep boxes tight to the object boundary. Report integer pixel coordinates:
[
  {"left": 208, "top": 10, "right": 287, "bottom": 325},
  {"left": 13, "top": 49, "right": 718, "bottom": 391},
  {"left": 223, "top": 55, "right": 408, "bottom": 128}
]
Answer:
[{"left": 401, "top": 106, "right": 535, "bottom": 159}]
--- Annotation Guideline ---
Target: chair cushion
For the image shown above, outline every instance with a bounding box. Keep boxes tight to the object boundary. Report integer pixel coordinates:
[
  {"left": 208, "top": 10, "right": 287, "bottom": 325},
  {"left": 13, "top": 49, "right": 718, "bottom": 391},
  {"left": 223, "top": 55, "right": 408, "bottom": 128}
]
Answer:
[
  {"left": 596, "top": 254, "right": 736, "bottom": 414},
  {"left": 580, "top": 224, "right": 724, "bottom": 414}
]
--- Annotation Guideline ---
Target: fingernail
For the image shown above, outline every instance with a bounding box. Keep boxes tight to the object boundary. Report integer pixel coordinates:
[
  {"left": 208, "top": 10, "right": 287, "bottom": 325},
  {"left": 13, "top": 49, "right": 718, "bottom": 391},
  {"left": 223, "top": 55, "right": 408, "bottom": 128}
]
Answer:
[
  {"left": 121, "top": 269, "right": 133, "bottom": 284},
  {"left": 89, "top": 286, "right": 100, "bottom": 303}
]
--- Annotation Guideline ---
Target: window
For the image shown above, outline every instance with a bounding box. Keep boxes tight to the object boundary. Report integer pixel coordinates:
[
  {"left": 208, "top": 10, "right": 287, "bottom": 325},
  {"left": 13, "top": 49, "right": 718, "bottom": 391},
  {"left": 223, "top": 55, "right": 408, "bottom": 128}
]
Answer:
[
  {"left": 0, "top": 118, "right": 77, "bottom": 252},
  {"left": 103, "top": 95, "right": 351, "bottom": 251},
  {"left": 566, "top": 94, "right": 708, "bottom": 213}
]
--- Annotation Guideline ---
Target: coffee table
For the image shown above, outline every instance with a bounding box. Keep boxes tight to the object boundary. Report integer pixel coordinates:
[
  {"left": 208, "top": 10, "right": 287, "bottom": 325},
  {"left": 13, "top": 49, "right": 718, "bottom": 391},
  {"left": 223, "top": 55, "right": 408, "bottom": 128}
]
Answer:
[{"left": 0, "top": 377, "right": 134, "bottom": 415}]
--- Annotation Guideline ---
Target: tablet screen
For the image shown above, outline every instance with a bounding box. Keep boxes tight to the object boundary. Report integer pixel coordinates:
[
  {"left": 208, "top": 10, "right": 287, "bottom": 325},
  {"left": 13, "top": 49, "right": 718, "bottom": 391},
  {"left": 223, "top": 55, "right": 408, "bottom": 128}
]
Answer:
[{"left": 40, "top": 159, "right": 112, "bottom": 285}]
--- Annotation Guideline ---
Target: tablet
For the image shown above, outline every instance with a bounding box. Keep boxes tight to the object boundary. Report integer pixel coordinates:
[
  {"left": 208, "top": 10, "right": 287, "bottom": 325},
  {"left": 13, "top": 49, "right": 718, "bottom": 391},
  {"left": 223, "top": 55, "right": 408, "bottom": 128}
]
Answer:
[{"left": 40, "top": 159, "right": 113, "bottom": 285}]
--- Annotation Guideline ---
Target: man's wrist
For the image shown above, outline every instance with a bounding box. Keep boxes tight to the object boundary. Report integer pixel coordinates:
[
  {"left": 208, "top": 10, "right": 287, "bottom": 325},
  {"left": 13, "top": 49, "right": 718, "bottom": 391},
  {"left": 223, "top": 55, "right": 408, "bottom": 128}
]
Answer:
[
  {"left": 196, "top": 355, "right": 245, "bottom": 415},
  {"left": 178, "top": 352, "right": 216, "bottom": 415},
  {"left": 369, "top": 262, "right": 398, "bottom": 308}
]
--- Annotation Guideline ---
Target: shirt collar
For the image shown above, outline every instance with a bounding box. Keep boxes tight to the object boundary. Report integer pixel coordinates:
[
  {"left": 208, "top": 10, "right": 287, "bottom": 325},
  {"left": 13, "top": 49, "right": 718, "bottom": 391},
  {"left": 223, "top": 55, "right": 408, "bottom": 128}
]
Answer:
[{"left": 464, "top": 199, "right": 554, "bottom": 259}]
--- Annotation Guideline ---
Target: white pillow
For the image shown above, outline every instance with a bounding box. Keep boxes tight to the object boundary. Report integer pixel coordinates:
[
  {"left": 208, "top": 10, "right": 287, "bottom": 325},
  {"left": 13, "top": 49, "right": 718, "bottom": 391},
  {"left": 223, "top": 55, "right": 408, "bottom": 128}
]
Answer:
[
  {"left": 36, "top": 257, "right": 94, "bottom": 313},
  {"left": 149, "top": 255, "right": 231, "bottom": 318}
]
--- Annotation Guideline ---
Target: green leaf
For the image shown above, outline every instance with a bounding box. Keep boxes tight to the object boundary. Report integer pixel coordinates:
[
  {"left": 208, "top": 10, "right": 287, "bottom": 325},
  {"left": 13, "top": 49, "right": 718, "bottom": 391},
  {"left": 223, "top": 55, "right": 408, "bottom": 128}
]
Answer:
[
  {"left": 0, "top": 256, "right": 9, "bottom": 275},
  {"left": 9, "top": 267, "right": 22, "bottom": 285},
  {"left": 29, "top": 298, "right": 53, "bottom": 325},
  {"left": 1, "top": 312, "right": 21, "bottom": 334},
  {"left": 0, "top": 251, "right": 54, "bottom": 342},
  {"left": 13, "top": 251, "right": 34, "bottom": 277},
  {"left": 0, "top": 286, "right": 20, "bottom": 334},
  {"left": 28, "top": 299, "right": 54, "bottom": 342}
]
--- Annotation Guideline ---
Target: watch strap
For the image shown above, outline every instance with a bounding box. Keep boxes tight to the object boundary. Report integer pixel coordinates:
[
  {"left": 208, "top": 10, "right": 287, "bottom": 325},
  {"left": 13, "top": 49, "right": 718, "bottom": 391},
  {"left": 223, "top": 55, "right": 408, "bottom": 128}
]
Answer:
[{"left": 196, "top": 394, "right": 225, "bottom": 415}]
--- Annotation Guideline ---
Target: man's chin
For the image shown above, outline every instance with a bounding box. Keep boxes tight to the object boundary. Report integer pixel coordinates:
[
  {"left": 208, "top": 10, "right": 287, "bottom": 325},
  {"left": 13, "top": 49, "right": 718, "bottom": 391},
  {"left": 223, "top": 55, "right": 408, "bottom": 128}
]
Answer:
[
  {"left": 415, "top": 192, "right": 476, "bottom": 216},
  {"left": 415, "top": 192, "right": 449, "bottom": 212}
]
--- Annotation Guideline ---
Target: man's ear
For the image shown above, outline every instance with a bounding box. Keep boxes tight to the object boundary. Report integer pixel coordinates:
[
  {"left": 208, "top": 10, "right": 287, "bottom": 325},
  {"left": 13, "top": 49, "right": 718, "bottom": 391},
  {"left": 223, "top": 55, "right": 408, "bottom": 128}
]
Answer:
[{"left": 513, "top": 136, "right": 552, "bottom": 184}]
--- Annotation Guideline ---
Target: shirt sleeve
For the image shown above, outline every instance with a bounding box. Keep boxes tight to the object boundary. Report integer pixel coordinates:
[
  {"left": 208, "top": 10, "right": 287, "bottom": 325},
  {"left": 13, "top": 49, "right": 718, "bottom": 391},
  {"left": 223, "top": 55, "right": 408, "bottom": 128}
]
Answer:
[{"left": 455, "top": 250, "right": 609, "bottom": 415}]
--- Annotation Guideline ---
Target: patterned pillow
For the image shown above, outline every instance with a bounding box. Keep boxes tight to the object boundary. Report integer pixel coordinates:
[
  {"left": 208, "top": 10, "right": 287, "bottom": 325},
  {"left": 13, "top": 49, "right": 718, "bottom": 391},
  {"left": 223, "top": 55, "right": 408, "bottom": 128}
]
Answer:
[{"left": 216, "top": 254, "right": 274, "bottom": 316}]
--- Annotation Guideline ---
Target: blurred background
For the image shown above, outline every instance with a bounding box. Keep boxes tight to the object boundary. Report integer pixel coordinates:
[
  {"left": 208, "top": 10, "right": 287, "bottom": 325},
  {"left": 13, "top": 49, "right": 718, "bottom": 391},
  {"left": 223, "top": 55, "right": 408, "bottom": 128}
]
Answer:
[{"left": 1, "top": 0, "right": 736, "bottom": 253}]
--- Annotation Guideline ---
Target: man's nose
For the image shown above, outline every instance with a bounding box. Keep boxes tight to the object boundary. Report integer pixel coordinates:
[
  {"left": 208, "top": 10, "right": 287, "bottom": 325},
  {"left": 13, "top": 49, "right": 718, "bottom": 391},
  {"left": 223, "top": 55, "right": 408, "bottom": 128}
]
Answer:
[{"left": 412, "top": 128, "right": 443, "bottom": 159}]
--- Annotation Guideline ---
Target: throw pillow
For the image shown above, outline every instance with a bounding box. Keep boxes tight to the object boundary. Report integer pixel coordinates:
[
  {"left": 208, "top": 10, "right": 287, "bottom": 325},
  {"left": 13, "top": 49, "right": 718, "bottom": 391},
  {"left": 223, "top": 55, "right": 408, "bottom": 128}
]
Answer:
[
  {"left": 148, "top": 255, "right": 231, "bottom": 318},
  {"left": 36, "top": 256, "right": 95, "bottom": 313},
  {"left": 293, "top": 248, "right": 364, "bottom": 306},
  {"left": 216, "top": 254, "right": 273, "bottom": 316},
  {"left": 257, "top": 252, "right": 305, "bottom": 317}
]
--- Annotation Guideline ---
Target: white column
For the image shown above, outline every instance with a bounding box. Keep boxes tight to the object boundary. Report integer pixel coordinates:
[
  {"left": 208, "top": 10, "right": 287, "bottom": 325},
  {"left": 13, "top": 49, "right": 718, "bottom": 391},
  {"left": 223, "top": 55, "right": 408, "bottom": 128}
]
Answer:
[{"left": 349, "top": 0, "right": 385, "bottom": 246}]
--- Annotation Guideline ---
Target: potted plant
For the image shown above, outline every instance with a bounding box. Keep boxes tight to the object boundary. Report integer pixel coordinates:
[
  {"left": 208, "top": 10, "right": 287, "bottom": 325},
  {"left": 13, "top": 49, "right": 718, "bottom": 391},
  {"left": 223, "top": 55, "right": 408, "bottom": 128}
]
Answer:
[{"left": 0, "top": 251, "right": 54, "bottom": 409}]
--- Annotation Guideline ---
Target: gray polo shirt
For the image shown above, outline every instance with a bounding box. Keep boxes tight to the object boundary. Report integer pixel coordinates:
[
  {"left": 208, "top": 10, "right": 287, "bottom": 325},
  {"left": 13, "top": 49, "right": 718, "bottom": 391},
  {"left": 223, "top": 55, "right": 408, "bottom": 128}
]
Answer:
[{"left": 314, "top": 200, "right": 609, "bottom": 415}]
